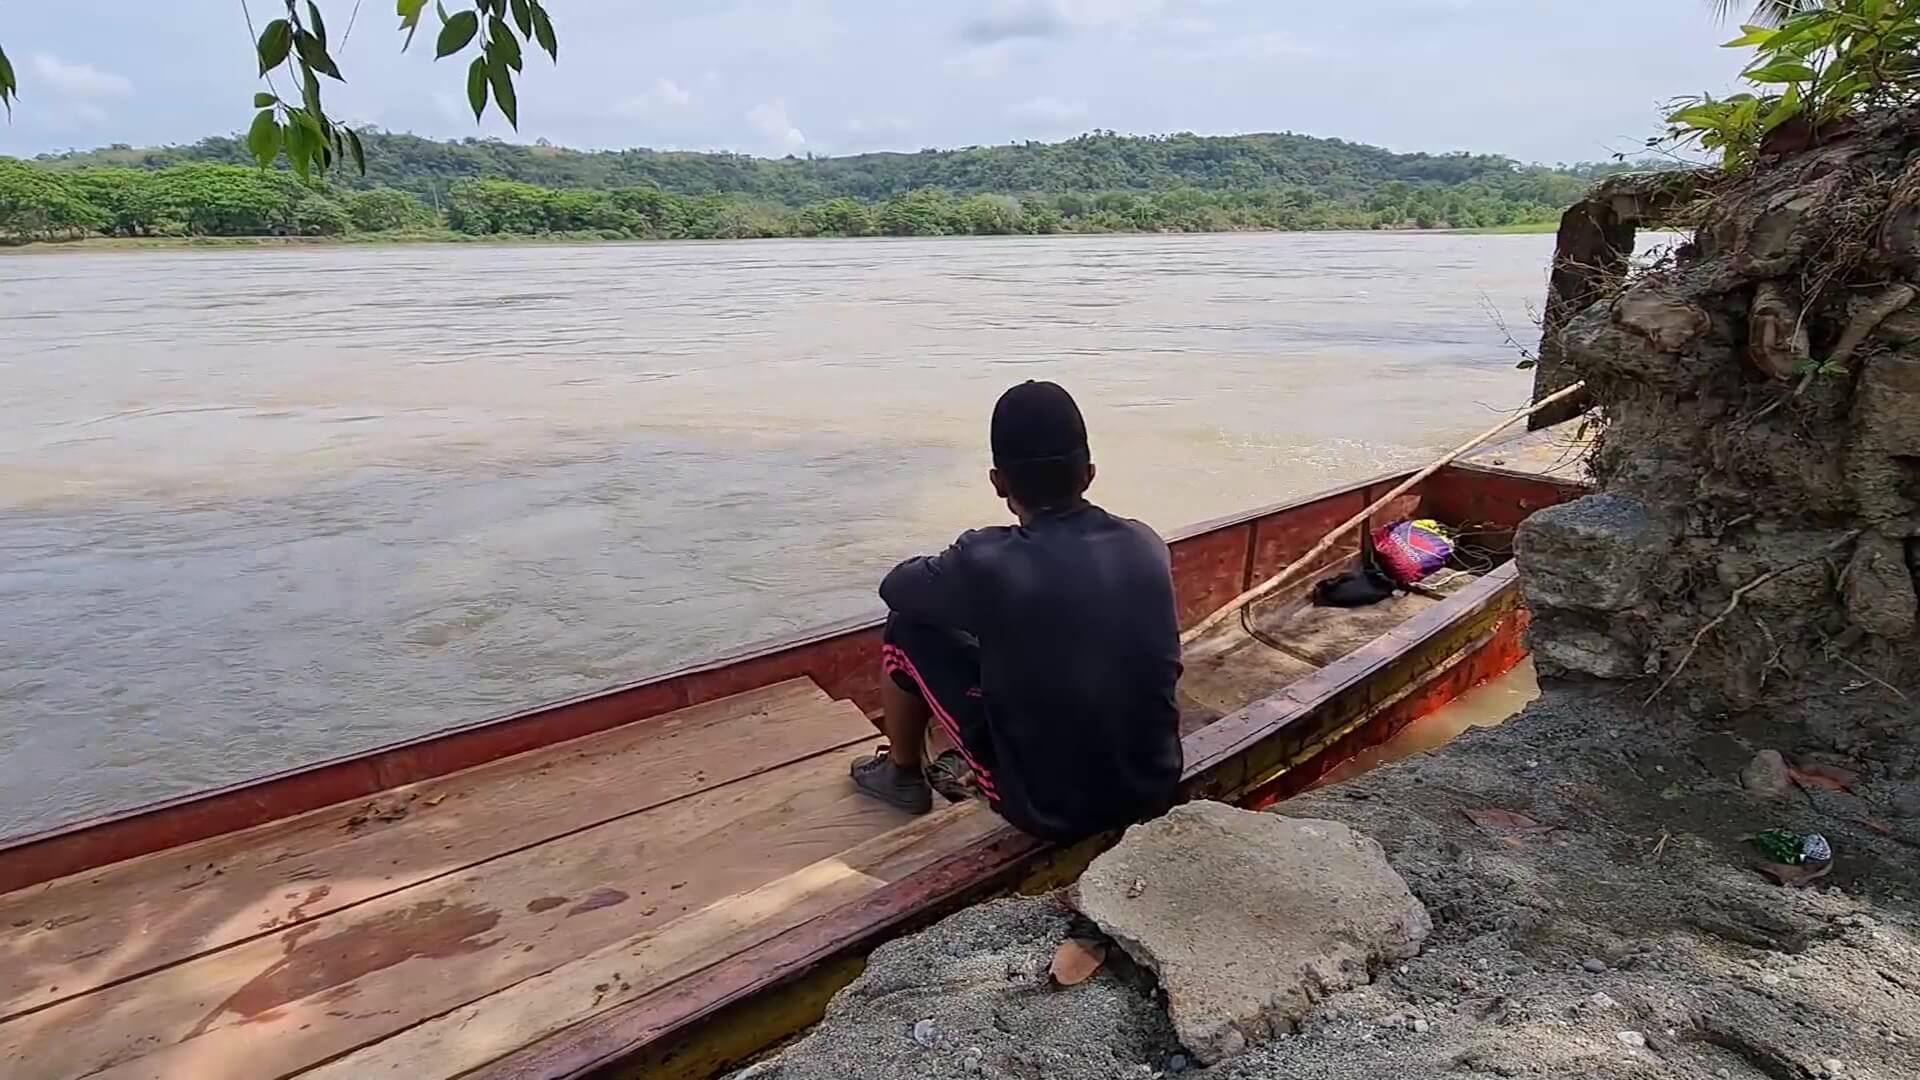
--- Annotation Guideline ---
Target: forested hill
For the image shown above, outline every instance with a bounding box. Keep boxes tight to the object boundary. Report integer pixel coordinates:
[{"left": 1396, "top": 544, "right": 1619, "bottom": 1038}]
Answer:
[{"left": 34, "top": 129, "right": 1596, "bottom": 207}]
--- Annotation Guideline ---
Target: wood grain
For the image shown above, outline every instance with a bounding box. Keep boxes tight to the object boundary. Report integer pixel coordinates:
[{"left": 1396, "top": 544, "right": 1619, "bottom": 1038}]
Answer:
[
  {"left": 0, "top": 681, "right": 869, "bottom": 1022},
  {"left": 0, "top": 735, "right": 908, "bottom": 1080},
  {"left": 302, "top": 803, "right": 1004, "bottom": 1080}
]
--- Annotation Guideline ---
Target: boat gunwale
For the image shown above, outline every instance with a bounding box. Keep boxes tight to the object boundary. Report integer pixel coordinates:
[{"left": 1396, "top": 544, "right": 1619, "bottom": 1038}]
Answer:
[
  {"left": 469, "top": 563, "right": 1528, "bottom": 1080},
  {"left": 0, "top": 462, "right": 1578, "bottom": 895}
]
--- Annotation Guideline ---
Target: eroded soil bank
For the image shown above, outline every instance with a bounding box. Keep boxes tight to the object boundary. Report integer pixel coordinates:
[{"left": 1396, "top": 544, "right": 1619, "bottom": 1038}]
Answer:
[{"left": 739, "top": 684, "right": 1918, "bottom": 1080}]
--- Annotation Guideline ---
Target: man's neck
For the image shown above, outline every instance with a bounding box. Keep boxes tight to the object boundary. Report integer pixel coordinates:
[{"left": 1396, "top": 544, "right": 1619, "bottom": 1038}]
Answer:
[{"left": 1014, "top": 497, "right": 1089, "bottom": 526}]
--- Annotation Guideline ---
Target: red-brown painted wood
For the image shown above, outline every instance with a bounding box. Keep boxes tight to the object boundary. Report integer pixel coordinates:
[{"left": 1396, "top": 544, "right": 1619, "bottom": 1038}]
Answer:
[
  {"left": 1245, "top": 607, "right": 1532, "bottom": 807},
  {"left": 0, "top": 466, "right": 1581, "bottom": 897},
  {"left": 470, "top": 557, "right": 1533, "bottom": 1080}
]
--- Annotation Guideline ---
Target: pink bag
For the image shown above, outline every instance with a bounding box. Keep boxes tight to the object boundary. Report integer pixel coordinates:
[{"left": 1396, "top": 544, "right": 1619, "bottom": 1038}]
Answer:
[{"left": 1370, "top": 519, "right": 1453, "bottom": 584}]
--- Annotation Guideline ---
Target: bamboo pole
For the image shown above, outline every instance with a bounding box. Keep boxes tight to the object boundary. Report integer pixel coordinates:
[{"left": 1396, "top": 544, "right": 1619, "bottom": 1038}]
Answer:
[{"left": 1179, "top": 380, "right": 1589, "bottom": 647}]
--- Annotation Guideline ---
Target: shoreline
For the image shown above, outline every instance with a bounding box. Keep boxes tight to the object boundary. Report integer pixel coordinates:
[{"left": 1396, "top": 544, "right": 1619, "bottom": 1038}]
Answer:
[
  {"left": 744, "top": 681, "right": 1920, "bottom": 1079},
  {"left": 0, "top": 219, "right": 1559, "bottom": 255}
]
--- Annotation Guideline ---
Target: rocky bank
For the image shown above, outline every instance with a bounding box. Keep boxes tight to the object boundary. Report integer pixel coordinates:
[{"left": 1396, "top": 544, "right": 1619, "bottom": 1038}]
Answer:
[
  {"left": 734, "top": 686, "right": 1920, "bottom": 1080},
  {"left": 734, "top": 120, "right": 1920, "bottom": 1080}
]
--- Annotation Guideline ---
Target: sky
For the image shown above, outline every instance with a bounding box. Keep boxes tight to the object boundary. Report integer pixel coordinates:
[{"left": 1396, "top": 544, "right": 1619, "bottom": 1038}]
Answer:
[{"left": 1, "top": 0, "right": 1754, "bottom": 165}]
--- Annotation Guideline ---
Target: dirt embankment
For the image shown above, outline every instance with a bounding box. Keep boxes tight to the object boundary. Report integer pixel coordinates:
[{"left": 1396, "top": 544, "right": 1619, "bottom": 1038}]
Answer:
[
  {"left": 742, "top": 688, "right": 1920, "bottom": 1080},
  {"left": 1520, "top": 113, "right": 1920, "bottom": 727}
]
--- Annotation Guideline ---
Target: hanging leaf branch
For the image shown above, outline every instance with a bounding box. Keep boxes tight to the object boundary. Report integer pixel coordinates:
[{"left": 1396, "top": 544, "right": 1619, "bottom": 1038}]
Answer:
[
  {"left": 0, "top": 43, "right": 16, "bottom": 119},
  {"left": 239, "top": 0, "right": 558, "bottom": 177}
]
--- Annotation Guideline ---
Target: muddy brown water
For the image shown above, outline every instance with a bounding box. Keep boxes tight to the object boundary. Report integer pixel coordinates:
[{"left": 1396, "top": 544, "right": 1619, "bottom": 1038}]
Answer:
[{"left": 0, "top": 232, "right": 1554, "bottom": 839}]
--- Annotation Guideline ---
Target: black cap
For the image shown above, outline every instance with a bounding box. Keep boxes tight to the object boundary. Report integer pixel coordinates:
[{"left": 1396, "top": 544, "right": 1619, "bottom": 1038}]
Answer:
[{"left": 991, "top": 380, "right": 1089, "bottom": 468}]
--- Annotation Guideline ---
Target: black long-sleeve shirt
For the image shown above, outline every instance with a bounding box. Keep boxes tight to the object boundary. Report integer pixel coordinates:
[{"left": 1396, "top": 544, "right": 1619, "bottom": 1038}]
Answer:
[{"left": 879, "top": 501, "right": 1183, "bottom": 840}]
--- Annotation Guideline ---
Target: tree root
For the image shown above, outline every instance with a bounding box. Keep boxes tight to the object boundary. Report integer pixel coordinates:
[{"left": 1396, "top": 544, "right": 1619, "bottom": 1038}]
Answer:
[
  {"left": 1746, "top": 280, "right": 1808, "bottom": 381},
  {"left": 1797, "top": 281, "right": 1917, "bottom": 392},
  {"left": 1645, "top": 531, "right": 1862, "bottom": 705}
]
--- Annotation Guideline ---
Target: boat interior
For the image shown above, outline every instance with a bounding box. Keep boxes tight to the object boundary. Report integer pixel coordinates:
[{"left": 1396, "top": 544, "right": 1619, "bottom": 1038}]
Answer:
[{"left": 0, "top": 462, "right": 1580, "bottom": 1080}]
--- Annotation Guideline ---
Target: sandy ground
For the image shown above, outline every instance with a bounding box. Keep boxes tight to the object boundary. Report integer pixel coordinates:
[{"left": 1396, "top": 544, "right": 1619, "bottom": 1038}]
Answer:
[{"left": 738, "top": 681, "right": 1919, "bottom": 1079}]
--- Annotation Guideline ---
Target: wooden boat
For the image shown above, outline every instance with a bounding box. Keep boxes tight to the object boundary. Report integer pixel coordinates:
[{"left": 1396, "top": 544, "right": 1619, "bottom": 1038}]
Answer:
[{"left": 0, "top": 458, "right": 1584, "bottom": 1080}]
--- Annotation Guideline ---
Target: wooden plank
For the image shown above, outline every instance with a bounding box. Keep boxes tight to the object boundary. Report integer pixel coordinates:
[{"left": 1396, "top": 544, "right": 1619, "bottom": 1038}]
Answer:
[
  {"left": 0, "top": 680, "right": 871, "bottom": 1022},
  {"left": 1257, "top": 591, "right": 1440, "bottom": 667},
  {"left": 472, "top": 573, "right": 1527, "bottom": 1080},
  {"left": 0, "top": 466, "right": 1443, "bottom": 898},
  {"left": 304, "top": 803, "right": 1007, "bottom": 1080},
  {"left": 0, "top": 740, "right": 912, "bottom": 1080}
]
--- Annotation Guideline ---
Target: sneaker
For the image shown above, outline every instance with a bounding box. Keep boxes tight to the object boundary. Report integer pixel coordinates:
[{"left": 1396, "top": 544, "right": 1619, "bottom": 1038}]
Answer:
[
  {"left": 851, "top": 747, "right": 932, "bottom": 814},
  {"left": 925, "top": 750, "right": 975, "bottom": 804}
]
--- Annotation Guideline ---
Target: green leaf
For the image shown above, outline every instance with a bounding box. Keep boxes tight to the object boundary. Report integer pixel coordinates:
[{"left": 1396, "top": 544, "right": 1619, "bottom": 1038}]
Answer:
[
  {"left": 437, "top": 11, "right": 479, "bottom": 57},
  {"left": 1747, "top": 61, "right": 1817, "bottom": 83},
  {"left": 491, "top": 16, "right": 523, "bottom": 72},
  {"left": 257, "top": 18, "right": 294, "bottom": 75},
  {"left": 1723, "top": 25, "right": 1776, "bottom": 48},
  {"left": 398, "top": 0, "right": 429, "bottom": 49},
  {"left": 466, "top": 55, "right": 490, "bottom": 119},
  {"left": 531, "top": 4, "right": 557, "bottom": 60},
  {"left": 0, "top": 42, "right": 15, "bottom": 115},
  {"left": 296, "top": 29, "right": 344, "bottom": 79},
  {"left": 511, "top": 0, "right": 533, "bottom": 37},
  {"left": 1762, "top": 84, "right": 1802, "bottom": 133},
  {"left": 247, "top": 109, "right": 284, "bottom": 167},
  {"left": 307, "top": 2, "right": 329, "bottom": 47},
  {"left": 303, "top": 66, "right": 323, "bottom": 118},
  {"left": 253, "top": 91, "right": 278, "bottom": 108},
  {"left": 286, "top": 115, "right": 317, "bottom": 179},
  {"left": 488, "top": 51, "right": 519, "bottom": 127},
  {"left": 347, "top": 126, "right": 367, "bottom": 175}
]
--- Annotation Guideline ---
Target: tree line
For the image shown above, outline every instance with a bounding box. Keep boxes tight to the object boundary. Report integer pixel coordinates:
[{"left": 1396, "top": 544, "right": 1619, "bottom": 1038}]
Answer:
[
  {"left": 34, "top": 129, "right": 1601, "bottom": 208},
  {"left": 3, "top": 129, "right": 1615, "bottom": 244},
  {"left": 0, "top": 161, "right": 1574, "bottom": 243}
]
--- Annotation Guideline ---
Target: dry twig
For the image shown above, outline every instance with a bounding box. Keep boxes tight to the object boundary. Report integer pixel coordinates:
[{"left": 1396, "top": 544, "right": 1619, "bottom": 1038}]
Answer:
[
  {"left": 1837, "top": 656, "right": 1909, "bottom": 701},
  {"left": 1644, "top": 531, "right": 1862, "bottom": 704}
]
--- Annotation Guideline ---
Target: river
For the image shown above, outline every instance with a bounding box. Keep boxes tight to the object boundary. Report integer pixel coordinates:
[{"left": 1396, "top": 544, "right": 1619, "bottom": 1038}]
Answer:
[{"left": 0, "top": 231, "right": 1553, "bottom": 839}]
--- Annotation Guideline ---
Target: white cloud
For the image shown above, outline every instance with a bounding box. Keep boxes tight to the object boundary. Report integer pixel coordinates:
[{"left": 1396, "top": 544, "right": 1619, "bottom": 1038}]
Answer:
[
  {"left": 1009, "top": 96, "right": 1087, "bottom": 122},
  {"left": 746, "top": 99, "right": 806, "bottom": 151},
  {"left": 613, "top": 78, "right": 695, "bottom": 116},
  {"left": 31, "top": 53, "right": 132, "bottom": 99}
]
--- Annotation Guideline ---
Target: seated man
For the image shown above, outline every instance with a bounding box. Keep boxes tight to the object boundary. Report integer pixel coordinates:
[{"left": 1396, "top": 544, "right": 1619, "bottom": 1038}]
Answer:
[{"left": 851, "top": 380, "right": 1184, "bottom": 842}]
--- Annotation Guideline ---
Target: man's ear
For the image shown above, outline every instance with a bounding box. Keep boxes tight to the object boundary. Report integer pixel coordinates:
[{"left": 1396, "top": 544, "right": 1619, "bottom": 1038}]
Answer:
[
  {"left": 1085, "top": 462, "right": 1097, "bottom": 491},
  {"left": 990, "top": 467, "right": 1008, "bottom": 499}
]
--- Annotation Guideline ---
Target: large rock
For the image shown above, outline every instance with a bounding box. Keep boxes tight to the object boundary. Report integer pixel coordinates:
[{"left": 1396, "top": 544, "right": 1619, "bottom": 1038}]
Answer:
[
  {"left": 735, "top": 898, "right": 1180, "bottom": 1080},
  {"left": 1526, "top": 615, "right": 1647, "bottom": 680},
  {"left": 1515, "top": 493, "right": 1674, "bottom": 613},
  {"left": 1559, "top": 289, "right": 1724, "bottom": 391},
  {"left": 1856, "top": 352, "right": 1920, "bottom": 456},
  {"left": 1845, "top": 530, "right": 1918, "bottom": 638},
  {"left": 1074, "top": 803, "right": 1430, "bottom": 1065}
]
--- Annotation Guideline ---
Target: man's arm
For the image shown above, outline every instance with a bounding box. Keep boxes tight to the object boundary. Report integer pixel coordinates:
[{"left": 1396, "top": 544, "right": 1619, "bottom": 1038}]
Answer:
[{"left": 879, "top": 534, "right": 976, "bottom": 632}]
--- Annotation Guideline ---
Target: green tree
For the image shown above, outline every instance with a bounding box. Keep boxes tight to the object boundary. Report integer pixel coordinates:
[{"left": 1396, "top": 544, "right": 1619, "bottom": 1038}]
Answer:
[
  {"left": 0, "top": 159, "right": 108, "bottom": 239},
  {"left": 801, "top": 197, "right": 875, "bottom": 237},
  {"left": 292, "top": 191, "right": 353, "bottom": 234},
  {"left": 878, "top": 188, "right": 959, "bottom": 236},
  {"left": 67, "top": 168, "right": 166, "bottom": 236},
  {"left": 345, "top": 188, "right": 438, "bottom": 231},
  {"left": 144, "top": 164, "right": 300, "bottom": 236},
  {"left": 956, "top": 194, "right": 1024, "bottom": 235}
]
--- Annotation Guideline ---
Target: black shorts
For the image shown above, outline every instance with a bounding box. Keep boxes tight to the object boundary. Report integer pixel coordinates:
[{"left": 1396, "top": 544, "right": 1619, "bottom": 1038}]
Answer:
[{"left": 880, "top": 615, "right": 1001, "bottom": 805}]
